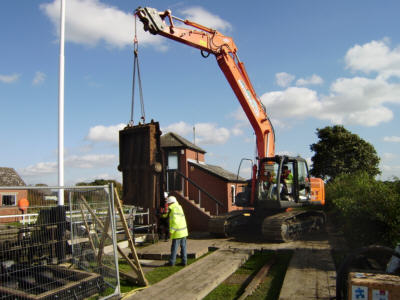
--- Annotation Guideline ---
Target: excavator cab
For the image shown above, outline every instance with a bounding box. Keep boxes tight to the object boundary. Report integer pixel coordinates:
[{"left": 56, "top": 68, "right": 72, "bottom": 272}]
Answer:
[
  {"left": 257, "top": 155, "right": 312, "bottom": 208},
  {"left": 235, "top": 155, "right": 314, "bottom": 209}
]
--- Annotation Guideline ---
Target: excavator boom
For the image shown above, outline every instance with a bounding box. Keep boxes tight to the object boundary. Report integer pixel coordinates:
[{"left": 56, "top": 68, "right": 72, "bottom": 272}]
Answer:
[
  {"left": 136, "top": 6, "right": 325, "bottom": 241},
  {"left": 136, "top": 7, "right": 275, "bottom": 160}
]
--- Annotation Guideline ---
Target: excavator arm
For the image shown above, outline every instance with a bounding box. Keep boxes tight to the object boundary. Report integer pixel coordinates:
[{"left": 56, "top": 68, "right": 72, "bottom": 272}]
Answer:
[
  {"left": 135, "top": 7, "right": 275, "bottom": 160},
  {"left": 136, "top": 7, "right": 326, "bottom": 240}
]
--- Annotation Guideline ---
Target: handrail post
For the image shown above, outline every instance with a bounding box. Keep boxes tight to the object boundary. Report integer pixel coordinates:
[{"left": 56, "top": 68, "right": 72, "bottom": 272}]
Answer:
[
  {"left": 198, "top": 190, "right": 201, "bottom": 207},
  {"left": 169, "top": 169, "right": 225, "bottom": 212}
]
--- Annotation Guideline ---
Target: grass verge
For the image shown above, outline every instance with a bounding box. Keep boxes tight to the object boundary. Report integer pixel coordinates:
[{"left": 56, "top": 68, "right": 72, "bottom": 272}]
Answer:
[{"left": 204, "top": 250, "right": 292, "bottom": 300}]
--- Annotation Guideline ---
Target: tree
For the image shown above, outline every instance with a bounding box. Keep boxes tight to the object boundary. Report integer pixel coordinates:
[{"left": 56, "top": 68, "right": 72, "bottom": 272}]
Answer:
[
  {"left": 310, "top": 125, "right": 380, "bottom": 180},
  {"left": 76, "top": 179, "right": 123, "bottom": 199}
]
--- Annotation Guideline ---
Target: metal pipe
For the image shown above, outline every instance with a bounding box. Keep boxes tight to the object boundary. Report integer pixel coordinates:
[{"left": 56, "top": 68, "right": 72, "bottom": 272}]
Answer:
[
  {"left": 0, "top": 185, "right": 109, "bottom": 190},
  {"left": 58, "top": 0, "right": 65, "bottom": 205}
]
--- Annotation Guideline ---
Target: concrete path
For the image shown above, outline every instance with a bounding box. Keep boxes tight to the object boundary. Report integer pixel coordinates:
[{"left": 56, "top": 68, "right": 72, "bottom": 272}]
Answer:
[
  {"left": 122, "top": 224, "right": 341, "bottom": 300},
  {"left": 279, "top": 248, "right": 336, "bottom": 300},
  {"left": 126, "top": 248, "right": 253, "bottom": 300}
]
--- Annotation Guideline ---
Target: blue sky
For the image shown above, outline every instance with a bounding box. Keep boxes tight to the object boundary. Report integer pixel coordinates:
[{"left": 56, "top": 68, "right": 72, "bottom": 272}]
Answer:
[{"left": 1, "top": 0, "right": 400, "bottom": 185}]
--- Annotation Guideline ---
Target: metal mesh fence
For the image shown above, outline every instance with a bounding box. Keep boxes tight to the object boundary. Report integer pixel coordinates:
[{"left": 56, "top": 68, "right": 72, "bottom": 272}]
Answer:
[{"left": 0, "top": 185, "right": 120, "bottom": 300}]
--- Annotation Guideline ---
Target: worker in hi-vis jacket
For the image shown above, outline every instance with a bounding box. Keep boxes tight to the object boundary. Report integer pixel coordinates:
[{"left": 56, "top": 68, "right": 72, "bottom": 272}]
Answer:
[{"left": 163, "top": 196, "right": 188, "bottom": 266}]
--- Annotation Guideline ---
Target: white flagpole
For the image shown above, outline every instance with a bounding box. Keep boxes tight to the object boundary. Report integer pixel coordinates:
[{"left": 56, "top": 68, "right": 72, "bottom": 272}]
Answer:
[{"left": 58, "top": 0, "right": 65, "bottom": 205}]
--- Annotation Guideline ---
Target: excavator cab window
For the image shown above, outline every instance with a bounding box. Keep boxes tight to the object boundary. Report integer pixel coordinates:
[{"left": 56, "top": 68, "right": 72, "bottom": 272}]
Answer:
[
  {"left": 297, "top": 160, "right": 311, "bottom": 202},
  {"left": 258, "top": 157, "right": 312, "bottom": 204},
  {"left": 258, "top": 161, "right": 279, "bottom": 201}
]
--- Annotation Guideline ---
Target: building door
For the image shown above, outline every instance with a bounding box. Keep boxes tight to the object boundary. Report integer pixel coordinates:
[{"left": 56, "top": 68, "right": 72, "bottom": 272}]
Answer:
[{"left": 166, "top": 151, "right": 182, "bottom": 192}]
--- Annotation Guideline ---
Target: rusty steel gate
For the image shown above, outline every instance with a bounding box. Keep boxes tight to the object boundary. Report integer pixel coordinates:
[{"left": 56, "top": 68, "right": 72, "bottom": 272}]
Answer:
[{"left": 119, "top": 121, "right": 164, "bottom": 210}]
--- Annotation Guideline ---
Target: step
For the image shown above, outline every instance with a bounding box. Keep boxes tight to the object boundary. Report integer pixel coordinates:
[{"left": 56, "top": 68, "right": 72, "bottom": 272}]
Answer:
[
  {"left": 187, "top": 198, "right": 211, "bottom": 216},
  {"left": 125, "top": 248, "right": 253, "bottom": 300}
]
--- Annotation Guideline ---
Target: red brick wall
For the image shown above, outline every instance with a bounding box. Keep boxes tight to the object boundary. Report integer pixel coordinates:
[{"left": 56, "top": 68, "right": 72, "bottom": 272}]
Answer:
[
  {"left": 187, "top": 164, "right": 251, "bottom": 215},
  {"left": 171, "top": 191, "right": 210, "bottom": 232},
  {"left": 187, "top": 165, "right": 226, "bottom": 215},
  {"left": 0, "top": 189, "right": 27, "bottom": 223},
  {"left": 185, "top": 149, "right": 204, "bottom": 162},
  {"left": 178, "top": 149, "right": 205, "bottom": 198}
]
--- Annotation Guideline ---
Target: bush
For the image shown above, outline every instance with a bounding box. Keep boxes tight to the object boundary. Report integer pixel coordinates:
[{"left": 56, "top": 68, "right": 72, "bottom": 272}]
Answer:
[{"left": 327, "top": 172, "right": 400, "bottom": 247}]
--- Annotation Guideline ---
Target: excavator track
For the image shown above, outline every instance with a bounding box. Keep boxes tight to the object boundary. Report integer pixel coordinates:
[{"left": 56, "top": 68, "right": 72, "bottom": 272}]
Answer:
[
  {"left": 209, "top": 209, "right": 325, "bottom": 242},
  {"left": 261, "top": 210, "right": 326, "bottom": 242},
  {"left": 208, "top": 210, "right": 253, "bottom": 237}
]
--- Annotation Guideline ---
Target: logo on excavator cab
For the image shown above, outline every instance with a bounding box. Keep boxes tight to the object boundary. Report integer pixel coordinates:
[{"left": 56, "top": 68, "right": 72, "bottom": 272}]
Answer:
[
  {"left": 238, "top": 79, "right": 259, "bottom": 117},
  {"left": 199, "top": 40, "right": 207, "bottom": 47}
]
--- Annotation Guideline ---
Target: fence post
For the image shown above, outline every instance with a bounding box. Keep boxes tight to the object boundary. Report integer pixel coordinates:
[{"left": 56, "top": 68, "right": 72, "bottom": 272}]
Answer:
[
  {"left": 108, "top": 183, "right": 121, "bottom": 296},
  {"left": 68, "top": 191, "right": 75, "bottom": 263}
]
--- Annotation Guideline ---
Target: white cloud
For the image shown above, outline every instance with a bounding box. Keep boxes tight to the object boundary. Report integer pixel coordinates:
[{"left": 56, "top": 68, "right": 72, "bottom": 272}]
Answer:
[
  {"left": 319, "top": 76, "right": 398, "bottom": 126},
  {"left": 76, "top": 172, "right": 121, "bottom": 183},
  {"left": 261, "top": 40, "right": 400, "bottom": 127},
  {"left": 345, "top": 38, "right": 400, "bottom": 79},
  {"left": 275, "top": 72, "right": 295, "bottom": 88},
  {"left": 296, "top": 74, "right": 323, "bottom": 86},
  {"left": 195, "top": 123, "right": 230, "bottom": 145},
  {"left": 231, "top": 107, "right": 247, "bottom": 122},
  {"left": 20, "top": 162, "right": 58, "bottom": 176},
  {"left": 232, "top": 127, "right": 243, "bottom": 136},
  {"left": 261, "top": 87, "right": 321, "bottom": 119},
  {"left": 382, "top": 153, "right": 397, "bottom": 161},
  {"left": 40, "top": 0, "right": 163, "bottom": 48},
  {"left": 163, "top": 121, "right": 230, "bottom": 145},
  {"left": 19, "top": 154, "right": 116, "bottom": 176},
  {"left": 0, "top": 73, "right": 20, "bottom": 83},
  {"left": 66, "top": 154, "right": 116, "bottom": 168},
  {"left": 86, "top": 123, "right": 126, "bottom": 143},
  {"left": 179, "top": 7, "right": 232, "bottom": 32},
  {"left": 163, "top": 121, "right": 193, "bottom": 136},
  {"left": 383, "top": 136, "right": 400, "bottom": 142},
  {"left": 33, "top": 71, "right": 46, "bottom": 85}
]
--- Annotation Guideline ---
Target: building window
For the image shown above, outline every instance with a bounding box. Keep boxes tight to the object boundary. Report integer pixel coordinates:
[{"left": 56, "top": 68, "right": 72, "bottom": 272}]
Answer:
[
  {"left": 1, "top": 194, "right": 16, "bottom": 206},
  {"left": 168, "top": 151, "right": 178, "bottom": 170},
  {"left": 231, "top": 185, "right": 236, "bottom": 205}
]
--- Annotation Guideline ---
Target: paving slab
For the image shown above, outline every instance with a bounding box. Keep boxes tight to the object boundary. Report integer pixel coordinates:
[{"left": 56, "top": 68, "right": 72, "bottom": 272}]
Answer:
[
  {"left": 121, "top": 225, "right": 340, "bottom": 300},
  {"left": 278, "top": 248, "right": 336, "bottom": 300},
  {"left": 136, "top": 238, "right": 212, "bottom": 260},
  {"left": 125, "top": 248, "right": 253, "bottom": 300}
]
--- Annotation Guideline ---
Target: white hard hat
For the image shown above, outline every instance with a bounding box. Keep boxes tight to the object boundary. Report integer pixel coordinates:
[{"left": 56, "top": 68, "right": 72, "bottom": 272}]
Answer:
[
  {"left": 164, "top": 192, "right": 169, "bottom": 199},
  {"left": 167, "top": 196, "right": 177, "bottom": 204}
]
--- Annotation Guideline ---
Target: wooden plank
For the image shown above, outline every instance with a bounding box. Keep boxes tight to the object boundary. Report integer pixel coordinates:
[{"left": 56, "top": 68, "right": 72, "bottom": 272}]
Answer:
[
  {"left": 114, "top": 188, "right": 148, "bottom": 286},
  {"left": 79, "top": 196, "right": 144, "bottom": 283},
  {"left": 126, "top": 249, "right": 253, "bottom": 300},
  {"left": 97, "top": 206, "right": 111, "bottom": 265},
  {"left": 237, "top": 259, "right": 274, "bottom": 300},
  {"left": 79, "top": 204, "right": 97, "bottom": 255}
]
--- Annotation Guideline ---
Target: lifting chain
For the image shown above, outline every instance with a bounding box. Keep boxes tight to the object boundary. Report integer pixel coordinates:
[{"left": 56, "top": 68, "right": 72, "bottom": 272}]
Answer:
[{"left": 129, "top": 14, "right": 145, "bottom": 126}]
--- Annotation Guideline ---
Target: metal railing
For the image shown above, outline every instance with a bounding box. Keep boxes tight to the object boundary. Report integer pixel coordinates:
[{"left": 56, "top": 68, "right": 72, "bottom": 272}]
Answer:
[
  {"left": 0, "top": 185, "right": 120, "bottom": 300},
  {"left": 167, "top": 170, "right": 224, "bottom": 215}
]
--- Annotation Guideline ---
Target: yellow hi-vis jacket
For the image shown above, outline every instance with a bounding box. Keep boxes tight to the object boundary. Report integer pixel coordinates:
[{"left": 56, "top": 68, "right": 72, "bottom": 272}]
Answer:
[{"left": 168, "top": 202, "right": 188, "bottom": 239}]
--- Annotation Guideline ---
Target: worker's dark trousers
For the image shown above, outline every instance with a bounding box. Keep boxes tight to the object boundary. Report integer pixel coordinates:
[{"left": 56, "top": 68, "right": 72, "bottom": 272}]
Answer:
[{"left": 169, "top": 237, "right": 187, "bottom": 265}]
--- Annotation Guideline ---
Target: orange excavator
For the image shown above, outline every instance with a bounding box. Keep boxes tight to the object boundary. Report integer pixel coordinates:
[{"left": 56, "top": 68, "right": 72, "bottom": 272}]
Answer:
[{"left": 136, "top": 7, "right": 325, "bottom": 241}]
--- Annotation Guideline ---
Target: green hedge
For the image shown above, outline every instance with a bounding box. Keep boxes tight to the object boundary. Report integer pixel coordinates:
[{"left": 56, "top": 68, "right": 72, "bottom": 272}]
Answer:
[{"left": 327, "top": 172, "right": 400, "bottom": 247}]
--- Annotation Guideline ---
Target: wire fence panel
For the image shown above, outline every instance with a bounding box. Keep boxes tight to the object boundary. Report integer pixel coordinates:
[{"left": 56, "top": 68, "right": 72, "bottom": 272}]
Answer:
[{"left": 0, "top": 185, "right": 120, "bottom": 300}]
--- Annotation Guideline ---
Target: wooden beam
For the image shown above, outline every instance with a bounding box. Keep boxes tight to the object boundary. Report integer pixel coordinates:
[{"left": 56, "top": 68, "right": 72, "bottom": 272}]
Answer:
[{"left": 237, "top": 259, "right": 274, "bottom": 300}]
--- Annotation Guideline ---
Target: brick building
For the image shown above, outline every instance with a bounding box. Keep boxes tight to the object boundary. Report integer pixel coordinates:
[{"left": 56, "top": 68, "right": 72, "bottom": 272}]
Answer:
[
  {"left": 161, "top": 132, "right": 248, "bottom": 231},
  {"left": 0, "top": 167, "right": 27, "bottom": 223}
]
